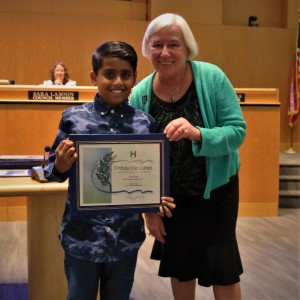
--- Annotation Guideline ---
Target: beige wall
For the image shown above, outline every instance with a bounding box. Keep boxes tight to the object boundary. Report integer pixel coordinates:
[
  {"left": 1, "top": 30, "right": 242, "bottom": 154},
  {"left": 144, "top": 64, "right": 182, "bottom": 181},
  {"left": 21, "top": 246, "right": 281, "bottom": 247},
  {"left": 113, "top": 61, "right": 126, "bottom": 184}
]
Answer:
[{"left": 0, "top": 0, "right": 299, "bottom": 151}]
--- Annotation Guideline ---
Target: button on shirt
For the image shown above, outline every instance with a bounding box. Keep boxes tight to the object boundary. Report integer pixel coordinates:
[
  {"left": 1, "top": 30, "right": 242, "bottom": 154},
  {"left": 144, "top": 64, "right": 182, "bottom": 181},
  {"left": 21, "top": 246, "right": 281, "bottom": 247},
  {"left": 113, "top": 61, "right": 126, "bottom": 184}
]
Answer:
[{"left": 44, "top": 93, "right": 156, "bottom": 263}]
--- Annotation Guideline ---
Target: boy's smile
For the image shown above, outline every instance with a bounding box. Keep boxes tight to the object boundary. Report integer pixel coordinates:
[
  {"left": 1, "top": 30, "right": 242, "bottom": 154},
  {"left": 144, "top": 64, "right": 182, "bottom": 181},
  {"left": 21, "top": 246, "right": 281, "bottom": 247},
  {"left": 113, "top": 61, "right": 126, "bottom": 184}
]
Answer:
[{"left": 90, "top": 57, "right": 137, "bottom": 106}]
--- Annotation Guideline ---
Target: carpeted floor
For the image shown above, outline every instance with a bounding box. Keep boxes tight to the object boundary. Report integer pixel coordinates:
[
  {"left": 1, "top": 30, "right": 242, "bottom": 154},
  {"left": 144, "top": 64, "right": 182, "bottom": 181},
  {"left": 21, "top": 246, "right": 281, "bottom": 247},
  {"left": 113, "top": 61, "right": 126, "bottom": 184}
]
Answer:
[
  {"left": 0, "top": 221, "right": 28, "bottom": 300},
  {"left": 0, "top": 284, "right": 28, "bottom": 300}
]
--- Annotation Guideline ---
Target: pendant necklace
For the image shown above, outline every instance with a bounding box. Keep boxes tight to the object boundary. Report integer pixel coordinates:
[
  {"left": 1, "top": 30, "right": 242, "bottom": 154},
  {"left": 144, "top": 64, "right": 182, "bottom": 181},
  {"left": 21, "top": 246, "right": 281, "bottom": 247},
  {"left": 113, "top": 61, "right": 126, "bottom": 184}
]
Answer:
[{"left": 160, "top": 65, "right": 187, "bottom": 102}]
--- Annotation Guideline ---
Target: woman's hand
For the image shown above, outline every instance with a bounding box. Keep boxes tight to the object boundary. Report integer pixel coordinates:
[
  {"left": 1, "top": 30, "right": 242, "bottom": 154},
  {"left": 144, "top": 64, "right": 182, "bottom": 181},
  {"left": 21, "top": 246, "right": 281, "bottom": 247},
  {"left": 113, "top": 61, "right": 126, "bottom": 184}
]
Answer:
[
  {"left": 164, "top": 117, "right": 201, "bottom": 142},
  {"left": 54, "top": 139, "right": 78, "bottom": 174},
  {"left": 144, "top": 213, "right": 167, "bottom": 243},
  {"left": 54, "top": 79, "right": 63, "bottom": 85},
  {"left": 158, "top": 196, "right": 175, "bottom": 218}
]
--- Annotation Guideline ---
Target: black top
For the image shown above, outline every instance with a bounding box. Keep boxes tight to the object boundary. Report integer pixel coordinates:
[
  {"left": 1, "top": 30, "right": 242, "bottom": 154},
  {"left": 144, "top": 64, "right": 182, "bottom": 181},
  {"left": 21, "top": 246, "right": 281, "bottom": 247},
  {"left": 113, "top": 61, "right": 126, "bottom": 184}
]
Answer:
[{"left": 150, "top": 82, "right": 207, "bottom": 204}]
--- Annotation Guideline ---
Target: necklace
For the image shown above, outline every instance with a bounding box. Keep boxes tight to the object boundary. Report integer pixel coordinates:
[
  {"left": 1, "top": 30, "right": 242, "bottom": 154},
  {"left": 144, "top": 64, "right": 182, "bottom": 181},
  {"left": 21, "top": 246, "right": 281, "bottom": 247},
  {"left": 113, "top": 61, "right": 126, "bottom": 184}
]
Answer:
[{"left": 159, "top": 65, "right": 187, "bottom": 102}]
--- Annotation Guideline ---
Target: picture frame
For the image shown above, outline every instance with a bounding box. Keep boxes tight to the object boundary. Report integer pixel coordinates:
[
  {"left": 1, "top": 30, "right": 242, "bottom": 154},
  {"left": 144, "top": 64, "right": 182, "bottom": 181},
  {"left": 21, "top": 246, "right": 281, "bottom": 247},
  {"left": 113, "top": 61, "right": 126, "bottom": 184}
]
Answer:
[{"left": 69, "top": 133, "right": 169, "bottom": 215}]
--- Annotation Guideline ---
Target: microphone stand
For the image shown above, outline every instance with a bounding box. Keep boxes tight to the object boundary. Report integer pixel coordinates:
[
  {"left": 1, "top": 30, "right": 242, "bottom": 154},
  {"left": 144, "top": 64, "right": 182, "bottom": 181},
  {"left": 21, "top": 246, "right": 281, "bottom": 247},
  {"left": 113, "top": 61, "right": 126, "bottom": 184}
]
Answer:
[
  {"left": 32, "top": 146, "right": 51, "bottom": 182},
  {"left": 41, "top": 146, "right": 51, "bottom": 167}
]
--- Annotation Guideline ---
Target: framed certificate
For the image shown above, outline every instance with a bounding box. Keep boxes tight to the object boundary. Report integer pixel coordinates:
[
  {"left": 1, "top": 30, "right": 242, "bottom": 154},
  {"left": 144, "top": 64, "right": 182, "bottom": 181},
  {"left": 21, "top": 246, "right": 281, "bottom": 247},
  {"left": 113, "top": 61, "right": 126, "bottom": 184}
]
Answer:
[{"left": 69, "top": 134, "right": 169, "bottom": 215}]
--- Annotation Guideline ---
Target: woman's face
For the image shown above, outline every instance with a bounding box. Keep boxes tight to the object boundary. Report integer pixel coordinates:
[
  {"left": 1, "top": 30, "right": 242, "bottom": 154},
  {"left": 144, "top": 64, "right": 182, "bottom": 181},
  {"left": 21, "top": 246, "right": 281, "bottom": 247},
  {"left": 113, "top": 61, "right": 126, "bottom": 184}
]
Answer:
[
  {"left": 148, "top": 24, "right": 189, "bottom": 76},
  {"left": 54, "top": 64, "right": 66, "bottom": 81}
]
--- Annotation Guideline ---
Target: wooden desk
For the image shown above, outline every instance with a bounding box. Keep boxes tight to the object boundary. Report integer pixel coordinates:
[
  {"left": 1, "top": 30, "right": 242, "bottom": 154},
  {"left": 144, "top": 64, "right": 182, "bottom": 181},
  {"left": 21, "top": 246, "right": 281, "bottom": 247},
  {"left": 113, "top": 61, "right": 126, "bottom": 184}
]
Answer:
[
  {"left": 0, "top": 87, "right": 280, "bottom": 217},
  {"left": 0, "top": 85, "right": 97, "bottom": 155},
  {"left": 236, "top": 88, "right": 280, "bottom": 216},
  {"left": 0, "top": 84, "right": 97, "bottom": 102},
  {"left": 0, "top": 177, "right": 68, "bottom": 300}
]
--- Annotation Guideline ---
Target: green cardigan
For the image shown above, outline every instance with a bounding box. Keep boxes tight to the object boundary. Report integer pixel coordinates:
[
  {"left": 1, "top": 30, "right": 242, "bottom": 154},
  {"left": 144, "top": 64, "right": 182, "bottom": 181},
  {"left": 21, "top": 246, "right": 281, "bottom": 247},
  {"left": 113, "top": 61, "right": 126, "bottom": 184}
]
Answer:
[{"left": 130, "top": 61, "right": 246, "bottom": 199}]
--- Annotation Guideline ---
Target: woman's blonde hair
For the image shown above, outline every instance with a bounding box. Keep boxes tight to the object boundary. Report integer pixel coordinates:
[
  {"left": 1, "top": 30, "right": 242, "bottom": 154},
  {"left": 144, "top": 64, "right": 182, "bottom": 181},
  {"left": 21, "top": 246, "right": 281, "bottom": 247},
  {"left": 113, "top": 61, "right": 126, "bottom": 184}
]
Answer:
[{"left": 142, "top": 13, "right": 199, "bottom": 60}]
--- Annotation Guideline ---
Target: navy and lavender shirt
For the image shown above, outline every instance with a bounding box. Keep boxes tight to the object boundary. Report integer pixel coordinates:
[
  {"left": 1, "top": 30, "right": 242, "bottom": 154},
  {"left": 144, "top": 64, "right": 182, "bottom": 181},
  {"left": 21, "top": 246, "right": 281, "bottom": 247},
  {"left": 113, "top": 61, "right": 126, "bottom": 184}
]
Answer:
[{"left": 44, "top": 93, "right": 156, "bottom": 263}]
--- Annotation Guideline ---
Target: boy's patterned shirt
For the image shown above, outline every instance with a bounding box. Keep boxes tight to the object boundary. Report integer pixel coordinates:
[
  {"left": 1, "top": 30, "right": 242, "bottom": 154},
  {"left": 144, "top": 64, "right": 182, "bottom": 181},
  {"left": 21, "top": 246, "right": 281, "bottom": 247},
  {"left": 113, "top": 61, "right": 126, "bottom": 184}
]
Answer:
[{"left": 44, "top": 93, "right": 156, "bottom": 263}]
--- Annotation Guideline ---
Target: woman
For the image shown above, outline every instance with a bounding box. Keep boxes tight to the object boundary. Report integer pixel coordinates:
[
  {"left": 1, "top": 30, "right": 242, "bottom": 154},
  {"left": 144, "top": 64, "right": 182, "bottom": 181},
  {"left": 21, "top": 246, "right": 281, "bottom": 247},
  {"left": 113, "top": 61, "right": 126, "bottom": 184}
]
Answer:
[
  {"left": 130, "top": 13, "right": 246, "bottom": 300},
  {"left": 42, "top": 61, "right": 77, "bottom": 86}
]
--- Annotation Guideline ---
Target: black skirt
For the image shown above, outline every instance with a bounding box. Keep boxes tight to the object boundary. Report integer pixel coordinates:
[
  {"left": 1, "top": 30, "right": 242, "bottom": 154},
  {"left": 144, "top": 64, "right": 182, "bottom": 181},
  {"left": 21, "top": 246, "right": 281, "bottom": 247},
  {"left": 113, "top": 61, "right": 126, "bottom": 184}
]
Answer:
[{"left": 151, "top": 174, "right": 243, "bottom": 287}]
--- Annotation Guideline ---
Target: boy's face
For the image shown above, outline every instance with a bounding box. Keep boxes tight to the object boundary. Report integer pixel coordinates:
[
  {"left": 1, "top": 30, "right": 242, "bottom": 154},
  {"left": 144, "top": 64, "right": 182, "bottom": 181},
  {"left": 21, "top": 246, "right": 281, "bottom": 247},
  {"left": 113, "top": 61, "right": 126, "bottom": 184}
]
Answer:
[{"left": 90, "top": 57, "right": 136, "bottom": 106}]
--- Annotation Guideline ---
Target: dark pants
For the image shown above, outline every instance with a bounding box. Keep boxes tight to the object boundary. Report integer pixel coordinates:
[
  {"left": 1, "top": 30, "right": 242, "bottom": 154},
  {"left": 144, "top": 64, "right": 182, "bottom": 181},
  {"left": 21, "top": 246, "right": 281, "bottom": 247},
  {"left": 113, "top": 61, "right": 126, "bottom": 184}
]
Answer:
[{"left": 64, "top": 253, "right": 138, "bottom": 300}]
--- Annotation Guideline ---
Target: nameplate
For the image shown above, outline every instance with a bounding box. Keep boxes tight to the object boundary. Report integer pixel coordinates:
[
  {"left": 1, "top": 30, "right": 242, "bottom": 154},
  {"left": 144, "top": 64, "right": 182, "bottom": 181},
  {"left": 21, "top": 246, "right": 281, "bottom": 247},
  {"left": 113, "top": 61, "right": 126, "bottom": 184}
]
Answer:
[{"left": 28, "top": 91, "right": 79, "bottom": 101}]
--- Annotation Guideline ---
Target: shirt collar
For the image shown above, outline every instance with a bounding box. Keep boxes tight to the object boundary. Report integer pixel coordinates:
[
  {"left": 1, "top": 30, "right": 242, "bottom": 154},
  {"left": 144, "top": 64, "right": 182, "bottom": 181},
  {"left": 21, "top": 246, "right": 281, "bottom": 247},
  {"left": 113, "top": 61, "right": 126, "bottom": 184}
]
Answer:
[{"left": 94, "top": 93, "right": 130, "bottom": 116}]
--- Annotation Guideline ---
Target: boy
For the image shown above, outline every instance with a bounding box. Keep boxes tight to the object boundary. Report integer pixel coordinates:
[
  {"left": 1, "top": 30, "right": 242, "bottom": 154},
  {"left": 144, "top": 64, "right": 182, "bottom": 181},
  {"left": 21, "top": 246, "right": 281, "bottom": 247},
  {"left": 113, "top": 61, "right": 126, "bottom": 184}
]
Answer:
[{"left": 44, "top": 41, "right": 174, "bottom": 300}]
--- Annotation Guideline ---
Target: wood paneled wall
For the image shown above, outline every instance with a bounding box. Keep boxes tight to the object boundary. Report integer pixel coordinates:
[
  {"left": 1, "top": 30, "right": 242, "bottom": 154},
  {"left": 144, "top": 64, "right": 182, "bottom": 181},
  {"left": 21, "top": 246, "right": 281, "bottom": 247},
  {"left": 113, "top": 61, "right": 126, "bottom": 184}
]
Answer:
[
  {"left": 148, "top": 0, "right": 222, "bottom": 25},
  {"left": 0, "top": 0, "right": 147, "bottom": 20},
  {"left": 0, "top": 0, "right": 299, "bottom": 152}
]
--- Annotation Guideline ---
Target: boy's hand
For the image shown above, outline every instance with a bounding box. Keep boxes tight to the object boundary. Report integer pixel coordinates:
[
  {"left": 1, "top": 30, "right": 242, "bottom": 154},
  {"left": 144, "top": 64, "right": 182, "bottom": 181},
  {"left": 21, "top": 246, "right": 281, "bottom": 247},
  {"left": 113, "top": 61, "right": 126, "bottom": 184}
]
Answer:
[
  {"left": 144, "top": 213, "right": 166, "bottom": 243},
  {"left": 158, "top": 196, "right": 175, "bottom": 218},
  {"left": 54, "top": 139, "right": 78, "bottom": 174}
]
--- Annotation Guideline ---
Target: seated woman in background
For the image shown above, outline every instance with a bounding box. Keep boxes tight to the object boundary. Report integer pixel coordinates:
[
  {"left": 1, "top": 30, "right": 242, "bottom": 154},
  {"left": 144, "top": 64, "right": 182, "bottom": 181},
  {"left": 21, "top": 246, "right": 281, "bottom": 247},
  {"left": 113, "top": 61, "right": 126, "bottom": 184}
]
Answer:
[{"left": 42, "top": 61, "right": 77, "bottom": 86}]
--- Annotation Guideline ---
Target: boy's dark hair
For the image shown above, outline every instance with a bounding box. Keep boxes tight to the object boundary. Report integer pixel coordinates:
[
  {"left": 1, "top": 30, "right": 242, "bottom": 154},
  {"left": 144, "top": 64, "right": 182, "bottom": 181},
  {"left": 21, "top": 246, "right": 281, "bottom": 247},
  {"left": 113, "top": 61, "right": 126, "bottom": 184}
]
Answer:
[{"left": 92, "top": 41, "right": 138, "bottom": 75}]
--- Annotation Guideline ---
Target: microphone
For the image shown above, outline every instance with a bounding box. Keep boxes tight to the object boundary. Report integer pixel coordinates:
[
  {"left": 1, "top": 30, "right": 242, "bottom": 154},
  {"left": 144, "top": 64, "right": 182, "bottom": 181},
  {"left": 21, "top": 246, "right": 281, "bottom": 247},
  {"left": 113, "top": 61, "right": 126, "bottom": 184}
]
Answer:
[
  {"left": 42, "top": 146, "right": 51, "bottom": 167},
  {"left": 248, "top": 16, "right": 258, "bottom": 27}
]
